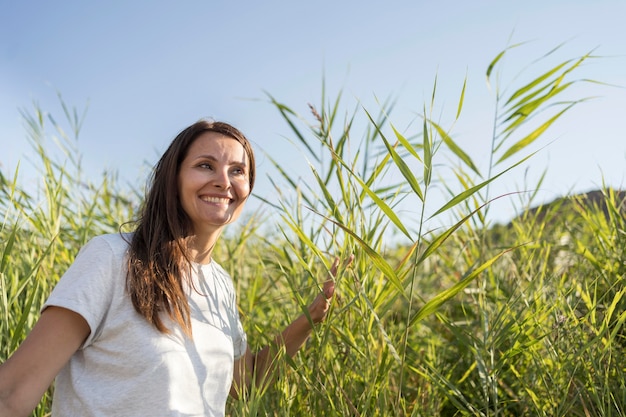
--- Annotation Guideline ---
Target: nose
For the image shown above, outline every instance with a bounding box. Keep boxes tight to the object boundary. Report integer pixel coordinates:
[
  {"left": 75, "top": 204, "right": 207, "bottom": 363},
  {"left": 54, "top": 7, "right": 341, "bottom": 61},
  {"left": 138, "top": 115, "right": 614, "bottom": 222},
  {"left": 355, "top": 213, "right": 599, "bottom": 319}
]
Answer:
[{"left": 212, "top": 168, "right": 230, "bottom": 189}]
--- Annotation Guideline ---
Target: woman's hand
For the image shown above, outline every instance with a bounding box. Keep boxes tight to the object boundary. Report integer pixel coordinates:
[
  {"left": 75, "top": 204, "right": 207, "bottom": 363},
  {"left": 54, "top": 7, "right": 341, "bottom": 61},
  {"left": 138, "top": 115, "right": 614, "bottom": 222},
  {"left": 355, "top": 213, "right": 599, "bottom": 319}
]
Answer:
[
  {"left": 308, "top": 254, "right": 354, "bottom": 323},
  {"left": 233, "top": 254, "right": 355, "bottom": 396}
]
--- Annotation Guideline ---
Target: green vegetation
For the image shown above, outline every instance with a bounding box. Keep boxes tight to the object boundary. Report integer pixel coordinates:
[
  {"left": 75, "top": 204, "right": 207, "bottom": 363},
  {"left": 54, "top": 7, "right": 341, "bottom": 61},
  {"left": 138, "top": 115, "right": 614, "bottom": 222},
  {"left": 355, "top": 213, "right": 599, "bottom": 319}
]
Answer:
[{"left": 2, "top": 44, "right": 624, "bottom": 416}]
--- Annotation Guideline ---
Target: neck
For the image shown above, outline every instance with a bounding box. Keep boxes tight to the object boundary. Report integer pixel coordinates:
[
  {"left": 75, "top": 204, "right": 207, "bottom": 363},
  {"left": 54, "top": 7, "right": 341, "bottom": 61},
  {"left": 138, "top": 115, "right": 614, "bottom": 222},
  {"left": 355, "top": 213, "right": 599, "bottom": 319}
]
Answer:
[{"left": 188, "top": 231, "right": 221, "bottom": 264}]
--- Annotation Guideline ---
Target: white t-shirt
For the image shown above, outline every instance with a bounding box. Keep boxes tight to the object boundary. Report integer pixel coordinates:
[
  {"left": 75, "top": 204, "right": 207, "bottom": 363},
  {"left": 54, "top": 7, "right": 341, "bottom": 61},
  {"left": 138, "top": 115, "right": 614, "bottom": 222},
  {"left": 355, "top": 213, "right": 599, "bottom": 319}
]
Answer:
[{"left": 42, "top": 233, "right": 247, "bottom": 417}]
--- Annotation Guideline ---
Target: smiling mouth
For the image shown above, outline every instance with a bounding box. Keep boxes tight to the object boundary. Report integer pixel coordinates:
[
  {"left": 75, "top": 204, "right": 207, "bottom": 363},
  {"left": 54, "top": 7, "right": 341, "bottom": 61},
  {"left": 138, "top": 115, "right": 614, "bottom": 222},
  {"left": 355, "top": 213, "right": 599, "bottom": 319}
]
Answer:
[{"left": 201, "top": 196, "right": 231, "bottom": 204}]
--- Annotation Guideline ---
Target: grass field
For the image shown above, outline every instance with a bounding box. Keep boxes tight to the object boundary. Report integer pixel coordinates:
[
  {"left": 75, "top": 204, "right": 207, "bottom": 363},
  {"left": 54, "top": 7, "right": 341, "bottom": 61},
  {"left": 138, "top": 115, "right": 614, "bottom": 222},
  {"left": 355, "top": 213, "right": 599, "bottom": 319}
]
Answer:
[{"left": 2, "top": 44, "right": 624, "bottom": 416}]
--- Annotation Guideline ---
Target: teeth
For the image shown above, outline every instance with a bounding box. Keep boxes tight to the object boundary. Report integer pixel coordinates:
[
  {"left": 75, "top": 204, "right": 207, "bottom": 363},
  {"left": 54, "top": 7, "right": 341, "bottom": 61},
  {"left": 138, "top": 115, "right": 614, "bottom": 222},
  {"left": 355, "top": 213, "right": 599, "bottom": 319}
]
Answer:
[{"left": 202, "top": 196, "right": 230, "bottom": 204}]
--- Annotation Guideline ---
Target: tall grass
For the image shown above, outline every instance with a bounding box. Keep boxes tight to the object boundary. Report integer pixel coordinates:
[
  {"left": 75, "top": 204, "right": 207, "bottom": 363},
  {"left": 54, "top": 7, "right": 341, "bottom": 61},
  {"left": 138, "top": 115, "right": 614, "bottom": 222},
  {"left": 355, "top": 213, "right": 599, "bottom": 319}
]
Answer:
[
  {"left": 1, "top": 102, "right": 137, "bottom": 416},
  {"left": 1, "top": 44, "right": 624, "bottom": 416},
  {"left": 228, "top": 42, "right": 624, "bottom": 416}
]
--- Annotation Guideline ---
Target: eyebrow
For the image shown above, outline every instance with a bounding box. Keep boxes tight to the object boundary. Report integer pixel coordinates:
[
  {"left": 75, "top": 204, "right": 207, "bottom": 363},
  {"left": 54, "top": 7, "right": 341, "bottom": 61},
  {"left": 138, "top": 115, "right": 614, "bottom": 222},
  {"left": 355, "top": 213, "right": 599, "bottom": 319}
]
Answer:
[{"left": 194, "top": 154, "right": 248, "bottom": 166}]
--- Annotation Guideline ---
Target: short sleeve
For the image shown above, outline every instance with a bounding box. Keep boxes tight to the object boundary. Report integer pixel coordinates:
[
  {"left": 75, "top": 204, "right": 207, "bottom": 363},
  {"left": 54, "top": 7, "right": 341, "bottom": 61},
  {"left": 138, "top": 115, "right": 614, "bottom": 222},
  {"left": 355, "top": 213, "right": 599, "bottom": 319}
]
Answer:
[{"left": 43, "top": 234, "right": 127, "bottom": 347}]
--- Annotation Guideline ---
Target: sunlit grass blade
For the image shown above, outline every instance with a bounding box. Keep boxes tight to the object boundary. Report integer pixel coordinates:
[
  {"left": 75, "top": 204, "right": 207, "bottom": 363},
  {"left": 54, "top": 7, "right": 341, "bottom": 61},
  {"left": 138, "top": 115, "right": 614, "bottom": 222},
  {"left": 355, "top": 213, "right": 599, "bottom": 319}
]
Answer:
[
  {"left": 501, "top": 81, "right": 576, "bottom": 136},
  {"left": 390, "top": 124, "right": 422, "bottom": 162},
  {"left": 336, "top": 159, "right": 412, "bottom": 240},
  {"left": 357, "top": 285, "right": 402, "bottom": 365},
  {"left": 428, "top": 119, "right": 480, "bottom": 176},
  {"left": 496, "top": 105, "right": 572, "bottom": 164},
  {"left": 485, "top": 41, "right": 527, "bottom": 88},
  {"left": 422, "top": 113, "right": 432, "bottom": 189},
  {"left": 486, "top": 50, "right": 507, "bottom": 86},
  {"left": 409, "top": 248, "right": 511, "bottom": 327},
  {"left": 307, "top": 207, "right": 406, "bottom": 296},
  {"left": 265, "top": 92, "right": 320, "bottom": 162},
  {"left": 10, "top": 277, "right": 41, "bottom": 351},
  {"left": 307, "top": 162, "right": 344, "bottom": 224},
  {"left": 363, "top": 108, "right": 424, "bottom": 202},
  {"left": 456, "top": 75, "right": 467, "bottom": 120},
  {"left": 0, "top": 224, "right": 18, "bottom": 274},
  {"left": 431, "top": 152, "right": 534, "bottom": 218},
  {"left": 505, "top": 61, "right": 571, "bottom": 105}
]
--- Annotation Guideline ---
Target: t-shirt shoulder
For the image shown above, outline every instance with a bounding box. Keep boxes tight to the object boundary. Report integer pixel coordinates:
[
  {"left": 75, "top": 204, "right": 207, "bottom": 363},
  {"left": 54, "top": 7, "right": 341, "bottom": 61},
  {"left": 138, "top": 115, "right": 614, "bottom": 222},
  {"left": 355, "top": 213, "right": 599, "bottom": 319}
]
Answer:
[{"left": 43, "top": 233, "right": 131, "bottom": 347}]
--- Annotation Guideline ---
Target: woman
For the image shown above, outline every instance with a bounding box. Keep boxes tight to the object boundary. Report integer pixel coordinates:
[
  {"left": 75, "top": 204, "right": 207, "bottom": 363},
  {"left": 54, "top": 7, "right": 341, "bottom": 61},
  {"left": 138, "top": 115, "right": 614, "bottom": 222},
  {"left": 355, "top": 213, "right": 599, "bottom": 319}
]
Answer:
[{"left": 0, "top": 120, "right": 346, "bottom": 416}]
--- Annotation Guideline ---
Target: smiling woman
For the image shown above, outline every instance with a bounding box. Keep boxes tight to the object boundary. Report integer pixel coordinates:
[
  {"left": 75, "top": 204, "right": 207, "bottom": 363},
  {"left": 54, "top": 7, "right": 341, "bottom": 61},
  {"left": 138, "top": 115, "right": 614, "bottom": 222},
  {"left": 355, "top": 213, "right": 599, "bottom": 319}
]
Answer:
[{"left": 0, "top": 119, "right": 348, "bottom": 417}]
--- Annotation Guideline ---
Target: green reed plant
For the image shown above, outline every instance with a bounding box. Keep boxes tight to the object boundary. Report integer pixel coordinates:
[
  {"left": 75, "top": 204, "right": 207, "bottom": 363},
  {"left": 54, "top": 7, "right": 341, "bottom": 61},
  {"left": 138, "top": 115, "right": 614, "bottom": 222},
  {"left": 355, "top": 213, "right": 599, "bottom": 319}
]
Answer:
[
  {"left": 421, "top": 187, "right": 625, "bottom": 417},
  {"left": 405, "top": 44, "right": 603, "bottom": 416},
  {"left": 1, "top": 99, "right": 137, "bottom": 416},
  {"left": 556, "top": 188, "right": 626, "bottom": 416},
  {"left": 227, "top": 42, "right": 618, "bottom": 417}
]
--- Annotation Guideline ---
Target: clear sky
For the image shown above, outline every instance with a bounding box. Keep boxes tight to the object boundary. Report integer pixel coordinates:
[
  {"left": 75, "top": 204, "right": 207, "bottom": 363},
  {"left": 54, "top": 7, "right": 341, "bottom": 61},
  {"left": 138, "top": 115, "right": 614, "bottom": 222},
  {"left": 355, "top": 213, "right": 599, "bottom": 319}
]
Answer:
[{"left": 2, "top": 0, "right": 625, "bottom": 226}]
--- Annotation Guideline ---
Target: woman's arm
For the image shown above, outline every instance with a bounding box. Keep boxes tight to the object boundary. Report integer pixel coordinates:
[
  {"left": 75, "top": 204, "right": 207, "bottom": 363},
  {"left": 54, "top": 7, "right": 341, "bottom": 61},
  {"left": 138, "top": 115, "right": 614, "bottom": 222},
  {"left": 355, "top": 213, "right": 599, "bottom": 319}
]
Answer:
[
  {"left": 231, "top": 255, "right": 352, "bottom": 398},
  {"left": 0, "top": 306, "right": 90, "bottom": 417}
]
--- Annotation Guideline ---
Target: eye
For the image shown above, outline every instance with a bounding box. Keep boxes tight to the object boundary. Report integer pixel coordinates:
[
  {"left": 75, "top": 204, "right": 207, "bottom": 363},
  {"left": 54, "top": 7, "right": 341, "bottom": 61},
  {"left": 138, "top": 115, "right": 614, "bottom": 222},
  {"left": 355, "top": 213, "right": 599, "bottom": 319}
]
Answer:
[
  {"left": 231, "top": 166, "right": 246, "bottom": 176},
  {"left": 198, "top": 162, "right": 213, "bottom": 170}
]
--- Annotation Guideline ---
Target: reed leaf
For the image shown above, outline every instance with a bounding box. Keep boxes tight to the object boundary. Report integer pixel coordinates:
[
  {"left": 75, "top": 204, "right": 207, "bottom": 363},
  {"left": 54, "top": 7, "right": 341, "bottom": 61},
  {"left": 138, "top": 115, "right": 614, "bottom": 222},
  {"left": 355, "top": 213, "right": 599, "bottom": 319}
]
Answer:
[
  {"left": 505, "top": 60, "right": 570, "bottom": 106},
  {"left": 409, "top": 248, "right": 510, "bottom": 327},
  {"left": 0, "top": 223, "right": 17, "bottom": 274},
  {"left": 309, "top": 163, "right": 345, "bottom": 225},
  {"left": 457, "top": 75, "right": 467, "bottom": 120},
  {"left": 390, "top": 124, "right": 423, "bottom": 162},
  {"left": 496, "top": 105, "right": 572, "bottom": 164},
  {"left": 422, "top": 113, "right": 433, "bottom": 189},
  {"left": 307, "top": 207, "right": 406, "bottom": 296},
  {"left": 363, "top": 108, "right": 424, "bottom": 202},
  {"left": 486, "top": 50, "right": 507, "bottom": 84},
  {"left": 431, "top": 151, "right": 534, "bottom": 218},
  {"left": 265, "top": 93, "right": 320, "bottom": 162},
  {"left": 327, "top": 152, "right": 412, "bottom": 240},
  {"left": 428, "top": 119, "right": 480, "bottom": 176}
]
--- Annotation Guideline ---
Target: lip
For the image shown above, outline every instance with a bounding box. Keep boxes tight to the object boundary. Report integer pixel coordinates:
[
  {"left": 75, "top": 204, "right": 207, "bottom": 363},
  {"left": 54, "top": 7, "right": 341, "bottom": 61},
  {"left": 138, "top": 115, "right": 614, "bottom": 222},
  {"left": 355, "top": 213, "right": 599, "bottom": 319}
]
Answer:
[{"left": 200, "top": 195, "right": 232, "bottom": 204}]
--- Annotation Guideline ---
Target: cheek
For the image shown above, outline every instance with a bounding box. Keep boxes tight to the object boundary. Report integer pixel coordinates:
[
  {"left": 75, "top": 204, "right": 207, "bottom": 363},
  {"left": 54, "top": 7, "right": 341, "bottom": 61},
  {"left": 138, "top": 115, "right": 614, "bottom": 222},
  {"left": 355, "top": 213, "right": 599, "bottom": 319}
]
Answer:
[
  {"left": 240, "top": 183, "right": 251, "bottom": 199},
  {"left": 177, "top": 171, "right": 198, "bottom": 205},
  {"left": 179, "top": 169, "right": 203, "bottom": 190},
  {"left": 232, "top": 176, "right": 251, "bottom": 199}
]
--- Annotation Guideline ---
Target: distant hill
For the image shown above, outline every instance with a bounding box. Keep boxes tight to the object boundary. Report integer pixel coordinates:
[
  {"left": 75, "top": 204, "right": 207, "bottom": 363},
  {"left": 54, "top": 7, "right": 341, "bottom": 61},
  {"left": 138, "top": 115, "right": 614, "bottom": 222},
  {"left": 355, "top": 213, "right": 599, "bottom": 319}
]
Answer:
[{"left": 510, "top": 188, "right": 626, "bottom": 226}]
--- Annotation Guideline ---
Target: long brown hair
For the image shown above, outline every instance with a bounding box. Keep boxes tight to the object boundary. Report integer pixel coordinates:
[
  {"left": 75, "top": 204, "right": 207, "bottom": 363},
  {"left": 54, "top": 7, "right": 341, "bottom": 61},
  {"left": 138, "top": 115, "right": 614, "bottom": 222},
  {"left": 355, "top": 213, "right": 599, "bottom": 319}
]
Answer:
[{"left": 126, "top": 120, "right": 256, "bottom": 336}]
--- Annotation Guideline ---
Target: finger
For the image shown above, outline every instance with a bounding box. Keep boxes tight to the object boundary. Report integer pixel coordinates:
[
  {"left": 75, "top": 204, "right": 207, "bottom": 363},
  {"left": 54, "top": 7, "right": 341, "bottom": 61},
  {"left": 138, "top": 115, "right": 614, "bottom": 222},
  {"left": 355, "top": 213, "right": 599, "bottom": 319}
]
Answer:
[
  {"left": 323, "top": 279, "right": 335, "bottom": 299},
  {"left": 330, "top": 257, "right": 340, "bottom": 277},
  {"left": 330, "top": 254, "right": 354, "bottom": 276},
  {"left": 345, "top": 253, "right": 355, "bottom": 268}
]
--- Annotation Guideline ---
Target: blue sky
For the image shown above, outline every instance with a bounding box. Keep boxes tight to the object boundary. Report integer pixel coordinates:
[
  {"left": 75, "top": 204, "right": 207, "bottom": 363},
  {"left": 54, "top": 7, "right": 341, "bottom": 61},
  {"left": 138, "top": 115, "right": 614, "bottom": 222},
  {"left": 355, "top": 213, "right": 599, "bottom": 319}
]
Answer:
[{"left": 2, "top": 0, "right": 625, "bottom": 226}]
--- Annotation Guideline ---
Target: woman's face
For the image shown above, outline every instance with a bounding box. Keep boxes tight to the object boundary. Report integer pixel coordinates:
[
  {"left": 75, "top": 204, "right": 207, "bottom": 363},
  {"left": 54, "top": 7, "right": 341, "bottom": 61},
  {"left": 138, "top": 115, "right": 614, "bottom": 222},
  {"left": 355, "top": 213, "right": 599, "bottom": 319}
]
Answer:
[{"left": 178, "top": 132, "right": 251, "bottom": 236}]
